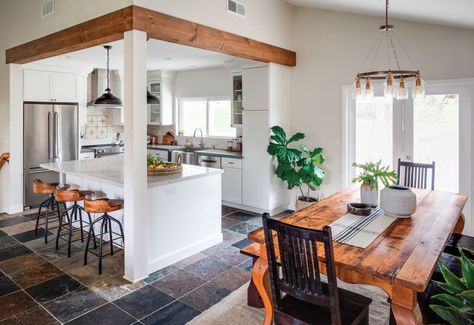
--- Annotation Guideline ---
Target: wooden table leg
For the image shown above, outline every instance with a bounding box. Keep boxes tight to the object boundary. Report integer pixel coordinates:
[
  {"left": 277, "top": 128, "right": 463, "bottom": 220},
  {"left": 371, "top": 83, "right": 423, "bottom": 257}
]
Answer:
[
  {"left": 391, "top": 285, "right": 423, "bottom": 325},
  {"left": 248, "top": 257, "right": 264, "bottom": 308},
  {"left": 252, "top": 257, "right": 273, "bottom": 325},
  {"left": 453, "top": 213, "right": 465, "bottom": 234}
]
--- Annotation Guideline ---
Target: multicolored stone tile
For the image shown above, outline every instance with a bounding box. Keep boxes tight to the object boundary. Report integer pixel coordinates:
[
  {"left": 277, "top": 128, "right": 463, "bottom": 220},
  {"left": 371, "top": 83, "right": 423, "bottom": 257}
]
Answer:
[
  {"left": 183, "top": 256, "right": 232, "bottom": 281},
  {"left": 89, "top": 273, "right": 145, "bottom": 301},
  {"left": 26, "top": 274, "right": 84, "bottom": 303},
  {"left": 43, "top": 287, "right": 107, "bottom": 323},
  {"left": 211, "top": 246, "right": 250, "bottom": 266},
  {"left": 10, "top": 262, "right": 64, "bottom": 289},
  {"left": 114, "top": 285, "right": 175, "bottom": 319},
  {"left": 0, "top": 290, "right": 38, "bottom": 321},
  {"left": 179, "top": 283, "right": 231, "bottom": 312},
  {"left": 152, "top": 269, "right": 207, "bottom": 299},
  {"left": 142, "top": 300, "right": 200, "bottom": 325},
  {"left": 0, "top": 306, "right": 59, "bottom": 324},
  {"left": 67, "top": 303, "right": 136, "bottom": 324},
  {"left": 209, "top": 267, "right": 251, "bottom": 291}
]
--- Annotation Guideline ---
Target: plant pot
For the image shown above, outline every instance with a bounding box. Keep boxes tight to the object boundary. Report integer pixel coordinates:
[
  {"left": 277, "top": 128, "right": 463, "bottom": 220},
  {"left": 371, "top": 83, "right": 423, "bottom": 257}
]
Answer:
[
  {"left": 360, "top": 183, "right": 378, "bottom": 207},
  {"left": 380, "top": 185, "right": 416, "bottom": 218},
  {"left": 295, "top": 195, "right": 319, "bottom": 211}
]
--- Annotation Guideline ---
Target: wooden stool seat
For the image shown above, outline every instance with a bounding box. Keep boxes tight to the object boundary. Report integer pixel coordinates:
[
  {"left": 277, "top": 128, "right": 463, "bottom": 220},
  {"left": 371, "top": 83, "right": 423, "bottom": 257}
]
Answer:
[
  {"left": 55, "top": 189, "right": 94, "bottom": 203},
  {"left": 84, "top": 198, "right": 124, "bottom": 213},
  {"left": 33, "top": 179, "right": 59, "bottom": 194}
]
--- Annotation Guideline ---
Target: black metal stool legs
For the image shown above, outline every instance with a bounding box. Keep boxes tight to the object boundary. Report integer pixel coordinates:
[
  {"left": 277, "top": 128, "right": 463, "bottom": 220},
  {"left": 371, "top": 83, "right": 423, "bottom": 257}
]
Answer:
[
  {"left": 84, "top": 213, "right": 124, "bottom": 274},
  {"left": 35, "top": 194, "right": 60, "bottom": 243}
]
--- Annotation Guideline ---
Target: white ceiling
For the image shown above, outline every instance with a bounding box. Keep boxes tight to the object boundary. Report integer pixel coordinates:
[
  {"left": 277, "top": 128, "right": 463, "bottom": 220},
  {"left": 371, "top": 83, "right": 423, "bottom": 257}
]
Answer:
[
  {"left": 25, "top": 39, "right": 255, "bottom": 72},
  {"left": 285, "top": 0, "right": 474, "bottom": 29}
]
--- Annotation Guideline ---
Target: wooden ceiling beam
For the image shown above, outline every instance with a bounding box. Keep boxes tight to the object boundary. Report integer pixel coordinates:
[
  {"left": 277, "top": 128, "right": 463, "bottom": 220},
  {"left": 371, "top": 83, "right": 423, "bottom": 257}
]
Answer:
[{"left": 6, "top": 5, "right": 296, "bottom": 67}]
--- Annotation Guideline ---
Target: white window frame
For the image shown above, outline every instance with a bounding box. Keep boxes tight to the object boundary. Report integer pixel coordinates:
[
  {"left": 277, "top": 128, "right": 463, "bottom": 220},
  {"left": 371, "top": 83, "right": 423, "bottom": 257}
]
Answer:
[
  {"left": 177, "top": 96, "right": 236, "bottom": 139},
  {"left": 342, "top": 78, "right": 474, "bottom": 235}
]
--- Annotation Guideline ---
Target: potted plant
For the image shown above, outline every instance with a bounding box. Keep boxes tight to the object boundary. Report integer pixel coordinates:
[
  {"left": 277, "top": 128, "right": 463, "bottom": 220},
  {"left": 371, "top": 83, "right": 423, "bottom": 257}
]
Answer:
[
  {"left": 352, "top": 161, "right": 397, "bottom": 206},
  {"left": 267, "top": 126, "right": 325, "bottom": 211},
  {"left": 429, "top": 248, "right": 474, "bottom": 325}
]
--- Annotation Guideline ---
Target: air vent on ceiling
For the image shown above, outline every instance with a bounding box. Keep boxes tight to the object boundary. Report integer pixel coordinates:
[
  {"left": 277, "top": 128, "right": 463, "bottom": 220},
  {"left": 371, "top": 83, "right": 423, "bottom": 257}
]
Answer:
[
  {"left": 41, "top": 0, "right": 54, "bottom": 17},
  {"left": 227, "top": 0, "right": 246, "bottom": 17}
]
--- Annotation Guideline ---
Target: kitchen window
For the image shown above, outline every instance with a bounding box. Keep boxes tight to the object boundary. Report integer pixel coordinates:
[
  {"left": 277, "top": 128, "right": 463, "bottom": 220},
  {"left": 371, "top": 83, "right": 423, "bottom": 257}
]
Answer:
[{"left": 177, "top": 97, "right": 236, "bottom": 137}]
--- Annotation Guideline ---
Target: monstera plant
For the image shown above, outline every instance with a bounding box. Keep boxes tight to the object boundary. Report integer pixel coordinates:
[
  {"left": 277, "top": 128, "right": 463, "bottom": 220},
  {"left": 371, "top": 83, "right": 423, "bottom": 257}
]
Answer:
[
  {"left": 430, "top": 248, "right": 474, "bottom": 325},
  {"left": 267, "top": 126, "right": 325, "bottom": 210}
]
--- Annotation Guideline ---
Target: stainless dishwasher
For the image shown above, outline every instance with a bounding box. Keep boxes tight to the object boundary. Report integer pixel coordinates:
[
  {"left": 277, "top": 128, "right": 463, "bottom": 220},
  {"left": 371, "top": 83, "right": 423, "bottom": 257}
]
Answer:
[{"left": 197, "top": 155, "right": 221, "bottom": 168}]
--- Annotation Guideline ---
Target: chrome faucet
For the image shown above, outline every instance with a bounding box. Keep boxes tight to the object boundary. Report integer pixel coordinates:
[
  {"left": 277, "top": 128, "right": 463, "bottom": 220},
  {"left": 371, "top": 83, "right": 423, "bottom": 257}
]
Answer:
[{"left": 193, "top": 128, "right": 204, "bottom": 148}]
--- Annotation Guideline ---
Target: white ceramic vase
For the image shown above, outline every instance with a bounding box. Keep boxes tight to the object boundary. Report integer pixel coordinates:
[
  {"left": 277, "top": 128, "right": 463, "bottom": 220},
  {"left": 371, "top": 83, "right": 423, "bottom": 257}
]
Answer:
[
  {"left": 360, "top": 183, "right": 378, "bottom": 207},
  {"left": 380, "top": 185, "right": 417, "bottom": 218}
]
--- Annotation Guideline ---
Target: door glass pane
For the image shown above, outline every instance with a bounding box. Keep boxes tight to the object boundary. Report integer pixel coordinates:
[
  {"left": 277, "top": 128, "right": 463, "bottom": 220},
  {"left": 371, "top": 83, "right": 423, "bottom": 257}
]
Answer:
[
  {"left": 209, "top": 100, "right": 236, "bottom": 137},
  {"left": 355, "top": 98, "right": 393, "bottom": 167},
  {"left": 180, "top": 100, "right": 207, "bottom": 136},
  {"left": 413, "top": 94, "right": 459, "bottom": 192}
]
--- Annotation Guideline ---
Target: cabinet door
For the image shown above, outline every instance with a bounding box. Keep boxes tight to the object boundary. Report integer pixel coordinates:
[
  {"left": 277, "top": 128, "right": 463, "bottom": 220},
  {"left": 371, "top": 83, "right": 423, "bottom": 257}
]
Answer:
[
  {"left": 147, "top": 149, "right": 169, "bottom": 162},
  {"left": 242, "top": 67, "right": 269, "bottom": 110},
  {"left": 242, "top": 110, "right": 269, "bottom": 158},
  {"left": 222, "top": 167, "right": 242, "bottom": 204},
  {"left": 51, "top": 72, "right": 77, "bottom": 102},
  {"left": 24, "top": 70, "right": 51, "bottom": 102},
  {"left": 148, "top": 82, "right": 161, "bottom": 124},
  {"left": 242, "top": 157, "right": 270, "bottom": 209}
]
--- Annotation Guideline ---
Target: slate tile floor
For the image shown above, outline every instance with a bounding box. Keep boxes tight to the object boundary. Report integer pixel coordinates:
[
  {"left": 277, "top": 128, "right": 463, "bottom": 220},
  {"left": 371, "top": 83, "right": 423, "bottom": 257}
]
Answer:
[{"left": 0, "top": 206, "right": 291, "bottom": 324}]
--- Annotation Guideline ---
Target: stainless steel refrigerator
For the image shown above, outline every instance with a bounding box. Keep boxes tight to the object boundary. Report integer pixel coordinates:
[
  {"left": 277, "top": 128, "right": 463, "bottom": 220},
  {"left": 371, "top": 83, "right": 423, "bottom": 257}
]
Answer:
[{"left": 24, "top": 102, "right": 78, "bottom": 207}]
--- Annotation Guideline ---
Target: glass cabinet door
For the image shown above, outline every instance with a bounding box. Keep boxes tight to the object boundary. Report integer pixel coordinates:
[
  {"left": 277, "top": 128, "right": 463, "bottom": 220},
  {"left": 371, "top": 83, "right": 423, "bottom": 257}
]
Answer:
[
  {"left": 148, "top": 82, "right": 161, "bottom": 124},
  {"left": 232, "top": 75, "right": 243, "bottom": 126}
]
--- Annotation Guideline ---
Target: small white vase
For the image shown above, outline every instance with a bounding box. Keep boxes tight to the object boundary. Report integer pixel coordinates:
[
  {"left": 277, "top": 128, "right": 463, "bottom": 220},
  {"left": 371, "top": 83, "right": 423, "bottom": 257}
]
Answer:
[
  {"left": 360, "top": 184, "right": 378, "bottom": 207},
  {"left": 295, "top": 194, "right": 319, "bottom": 211}
]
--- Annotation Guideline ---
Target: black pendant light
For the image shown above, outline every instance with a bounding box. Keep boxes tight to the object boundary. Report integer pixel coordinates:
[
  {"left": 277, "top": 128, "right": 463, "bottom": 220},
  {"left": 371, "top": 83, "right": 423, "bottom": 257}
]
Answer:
[
  {"left": 147, "top": 88, "right": 160, "bottom": 104},
  {"left": 94, "top": 45, "right": 123, "bottom": 107}
]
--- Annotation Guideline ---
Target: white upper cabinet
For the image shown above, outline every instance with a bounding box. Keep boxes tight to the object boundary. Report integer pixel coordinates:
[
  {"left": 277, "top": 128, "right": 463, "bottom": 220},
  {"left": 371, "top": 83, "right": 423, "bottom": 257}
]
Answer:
[
  {"left": 51, "top": 72, "right": 77, "bottom": 102},
  {"left": 242, "top": 66, "right": 269, "bottom": 111},
  {"left": 23, "top": 70, "right": 51, "bottom": 102},
  {"left": 24, "top": 70, "right": 77, "bottom": 102}
]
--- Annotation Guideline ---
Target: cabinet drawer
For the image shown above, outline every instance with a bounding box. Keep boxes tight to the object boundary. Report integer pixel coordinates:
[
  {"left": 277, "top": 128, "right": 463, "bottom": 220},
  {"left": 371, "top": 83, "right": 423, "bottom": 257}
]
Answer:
[
  {"left": 80, "top": 152, "right": 95, "bottom": 160},
  {"left": 222, "top": 157, "right": 242, "bottom": 169}
]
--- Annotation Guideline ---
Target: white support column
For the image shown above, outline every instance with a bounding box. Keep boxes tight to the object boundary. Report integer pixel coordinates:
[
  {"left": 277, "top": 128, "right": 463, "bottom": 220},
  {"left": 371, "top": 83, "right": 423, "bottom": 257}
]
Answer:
[
  {"left": 8, "top": 64, "right": 24, "bottom": 214},
  {"left": 123, "top": 30, "right": 149, "bottom": 282}
]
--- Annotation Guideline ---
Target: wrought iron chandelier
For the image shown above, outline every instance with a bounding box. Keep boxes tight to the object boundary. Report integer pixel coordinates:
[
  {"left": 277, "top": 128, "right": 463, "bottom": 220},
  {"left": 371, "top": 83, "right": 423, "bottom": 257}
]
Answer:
[{"left": 355, "top": 0, "right": 424, "bottom": 100}]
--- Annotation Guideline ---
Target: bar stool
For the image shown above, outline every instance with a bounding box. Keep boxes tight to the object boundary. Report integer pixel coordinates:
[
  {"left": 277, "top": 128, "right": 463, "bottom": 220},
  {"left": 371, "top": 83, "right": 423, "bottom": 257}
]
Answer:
[
  {"left": 84, "top": 196, "right": 124, "bottom": 274},
  {"left": 33, "top": 179, "right": 63, "bottom": 243},
  {"left": 55, "top": 187, "right": 97, "bottom": 257}
]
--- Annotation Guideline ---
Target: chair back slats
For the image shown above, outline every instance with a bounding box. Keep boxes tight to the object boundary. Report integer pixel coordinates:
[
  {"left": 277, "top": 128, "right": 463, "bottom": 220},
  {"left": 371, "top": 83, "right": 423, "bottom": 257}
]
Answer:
[
  {"left": 263, "top": 214, "right": 342, "bottom": 324},
  {"left": 397, "top": 158, "right": 435, "bottom": 190}
]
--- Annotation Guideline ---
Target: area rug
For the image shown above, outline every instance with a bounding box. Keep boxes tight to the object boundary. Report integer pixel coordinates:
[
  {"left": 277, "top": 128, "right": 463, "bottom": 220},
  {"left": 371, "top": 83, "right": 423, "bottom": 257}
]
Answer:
[{"left": 188, "top": 281, "right": 390, "bottom": 325}]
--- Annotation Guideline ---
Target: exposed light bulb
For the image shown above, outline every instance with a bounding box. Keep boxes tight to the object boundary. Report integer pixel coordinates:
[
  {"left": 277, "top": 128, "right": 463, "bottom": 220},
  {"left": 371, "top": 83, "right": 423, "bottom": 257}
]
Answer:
[
  {"left": 355, "top": 77, "right": 363, "bottom": 100},
  {"left": 365, "top": 78, "right": 374, "bottom": 99},
  {"left": 397, "top": 76, "right": 408, "bottom": 100},
  {"left": 414, "top": 74, "right": 425, "bottom": 99},
  {"left": 384, "top": 71, "right": 394, "bottom": 99}
]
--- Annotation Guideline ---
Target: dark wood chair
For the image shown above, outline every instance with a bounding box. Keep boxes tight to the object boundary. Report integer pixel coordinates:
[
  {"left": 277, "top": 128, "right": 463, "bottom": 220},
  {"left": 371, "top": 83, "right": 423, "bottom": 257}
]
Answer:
[
  {"left": 397, "top": 158, "right": 435, "bottom": 190},
  {"left": 262, "top": 213, "right": 371, "bottom": 325}
]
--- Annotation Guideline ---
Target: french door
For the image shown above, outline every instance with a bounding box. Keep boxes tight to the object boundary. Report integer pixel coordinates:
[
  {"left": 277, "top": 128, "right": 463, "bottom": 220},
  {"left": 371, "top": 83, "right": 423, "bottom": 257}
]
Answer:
[{"left": 343, "top": 79, "right": 473, "bottom": 234}]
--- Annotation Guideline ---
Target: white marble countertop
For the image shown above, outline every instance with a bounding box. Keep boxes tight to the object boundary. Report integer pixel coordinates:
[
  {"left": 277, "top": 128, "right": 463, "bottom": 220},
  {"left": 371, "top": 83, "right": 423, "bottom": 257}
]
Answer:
[{"left": 40, "top": 156, "right": 222, "bottom": 187}]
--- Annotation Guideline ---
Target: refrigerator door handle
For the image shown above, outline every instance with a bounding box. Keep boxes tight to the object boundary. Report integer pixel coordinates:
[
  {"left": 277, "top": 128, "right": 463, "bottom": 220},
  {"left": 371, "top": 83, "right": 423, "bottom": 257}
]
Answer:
[
  {"left": 47, "top": 111, "right": 52, "bottom": 159},
  {"left": 53, "top": 111, "right": 58, "bottom": 159}
]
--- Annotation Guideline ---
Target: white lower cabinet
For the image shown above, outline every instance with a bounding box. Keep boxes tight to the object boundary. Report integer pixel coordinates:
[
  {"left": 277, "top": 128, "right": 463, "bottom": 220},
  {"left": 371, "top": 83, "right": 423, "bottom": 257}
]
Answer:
[
  {"left": 147, "top": 149, "right": 169, "bottom": 162},
  {"left": 222, "top": 165, "right": 242, "bottom": 204},
  {"left": 80, "top": 152, "right": 95, "bottom": 160}
]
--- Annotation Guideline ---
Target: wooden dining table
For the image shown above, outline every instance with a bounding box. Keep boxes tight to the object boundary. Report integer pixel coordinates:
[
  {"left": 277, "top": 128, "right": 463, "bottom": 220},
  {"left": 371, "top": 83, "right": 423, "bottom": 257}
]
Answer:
[{"left": 242, "top": 186, "right": 467, "bottom": 325}]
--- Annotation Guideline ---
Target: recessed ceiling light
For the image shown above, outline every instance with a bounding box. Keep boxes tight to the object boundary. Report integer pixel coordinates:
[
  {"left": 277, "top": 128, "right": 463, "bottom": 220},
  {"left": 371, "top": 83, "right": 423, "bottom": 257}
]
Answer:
[{"left": 165, "top": 57, "right": 172, "bottom": 61}]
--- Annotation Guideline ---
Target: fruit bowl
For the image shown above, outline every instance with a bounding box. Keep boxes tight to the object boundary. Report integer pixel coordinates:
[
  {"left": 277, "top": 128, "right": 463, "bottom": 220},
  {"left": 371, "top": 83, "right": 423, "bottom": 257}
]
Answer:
[{"left": 147, "top": 153, "right": 182, "bottom": 176}]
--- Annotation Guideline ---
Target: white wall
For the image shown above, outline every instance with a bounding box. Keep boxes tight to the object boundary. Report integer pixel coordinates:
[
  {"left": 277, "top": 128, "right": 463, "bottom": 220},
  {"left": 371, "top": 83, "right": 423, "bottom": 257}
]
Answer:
[{"left": 291, "top": 8, "right": 474, "bottom": 197}]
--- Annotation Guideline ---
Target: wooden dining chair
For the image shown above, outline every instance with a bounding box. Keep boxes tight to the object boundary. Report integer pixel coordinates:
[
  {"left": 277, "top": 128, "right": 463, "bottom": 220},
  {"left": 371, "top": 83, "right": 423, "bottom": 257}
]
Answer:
[
  {"left": 262, "top": 213, "right": 372, "bottom": 325},
  {"left": 397, "top": 158, "right": 435, "bottom": 190}
]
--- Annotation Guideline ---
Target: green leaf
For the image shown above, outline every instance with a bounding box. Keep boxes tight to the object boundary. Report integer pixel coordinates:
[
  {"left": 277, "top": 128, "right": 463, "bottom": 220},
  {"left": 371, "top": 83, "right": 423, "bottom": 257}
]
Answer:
[
  {"left": 460, "top": 290, "right": 474, "bottom": 306},
  {"left": 430, "top": 305, "right": 466, "bottom": 325},
  {"left": 432, "top": 293, "right": 465, "bottom": 309},
  {"left": 270, "top": 126, "right": 286, "bottom": 144},
  {"left": 288, "top": 132, "right": 305, "bottom": 144},
  {"left": 439, "top": 262, "right": 468, "bottom": 293},
  {"left": 460, "top": 249, "right": 474, "bottom": 289},
  {"left": 439, "top": 282, "right": 465, "bottom": 295}
]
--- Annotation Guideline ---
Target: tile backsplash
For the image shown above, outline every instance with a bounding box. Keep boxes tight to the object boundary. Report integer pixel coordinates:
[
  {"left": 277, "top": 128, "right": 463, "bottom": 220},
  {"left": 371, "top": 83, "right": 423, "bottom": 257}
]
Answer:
[{"left": 85, "top": 115, "right": 108, "bottom": 139}]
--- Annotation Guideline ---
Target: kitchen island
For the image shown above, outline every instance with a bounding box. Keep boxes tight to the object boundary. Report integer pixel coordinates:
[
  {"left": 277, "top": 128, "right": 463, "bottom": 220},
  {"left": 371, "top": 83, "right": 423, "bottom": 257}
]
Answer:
[{"left": 41, "top": 155, "right": 223, "bottom": 279}]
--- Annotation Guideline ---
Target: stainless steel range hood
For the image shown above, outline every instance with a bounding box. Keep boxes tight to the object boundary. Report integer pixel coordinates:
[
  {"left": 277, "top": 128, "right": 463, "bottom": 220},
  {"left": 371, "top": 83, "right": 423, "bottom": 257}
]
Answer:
[{"left": 87, "top": 68, "right": 122, "bottom": 108}]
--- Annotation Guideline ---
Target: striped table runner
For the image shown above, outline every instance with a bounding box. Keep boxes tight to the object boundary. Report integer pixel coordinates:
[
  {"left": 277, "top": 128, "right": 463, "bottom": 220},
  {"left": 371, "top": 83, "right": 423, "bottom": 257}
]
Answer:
[{"left": 329, "top": 207, "right": 397, "bottom": 248}]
